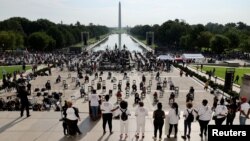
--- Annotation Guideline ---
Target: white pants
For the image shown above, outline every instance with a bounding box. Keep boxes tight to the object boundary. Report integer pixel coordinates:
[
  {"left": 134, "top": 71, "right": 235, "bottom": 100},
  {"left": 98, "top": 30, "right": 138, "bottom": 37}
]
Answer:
[
  {"left": 120, "top": 120, "right": 129, "bottom": 134},
  {"left": 136, "top": 119, "right": 146, "bottom": 134}
]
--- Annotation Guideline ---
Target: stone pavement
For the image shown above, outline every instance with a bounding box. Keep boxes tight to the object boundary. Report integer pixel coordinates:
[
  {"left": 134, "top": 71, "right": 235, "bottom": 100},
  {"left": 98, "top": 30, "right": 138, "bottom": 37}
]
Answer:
[{"left": 0, "top": 66, "right": 249, "bottom": 141}]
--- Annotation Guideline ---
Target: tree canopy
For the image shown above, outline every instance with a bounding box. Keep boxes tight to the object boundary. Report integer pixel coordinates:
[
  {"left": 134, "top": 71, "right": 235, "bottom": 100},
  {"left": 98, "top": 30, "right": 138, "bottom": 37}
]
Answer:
[
  {"left": 0, "top": 17, "right": 109, "bottom": 51},
  {"left": 130, "top": 19, "right": 250, "bottom": 54}
]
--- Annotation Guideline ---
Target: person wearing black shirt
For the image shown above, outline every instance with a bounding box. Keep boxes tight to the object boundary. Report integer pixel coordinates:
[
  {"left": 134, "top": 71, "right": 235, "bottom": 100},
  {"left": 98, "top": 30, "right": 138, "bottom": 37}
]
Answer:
[
  {"left": 18, "top": 85, "right": 30, "bottom": 117},
  {"left": 27, "top": 82, "right": 31, "bottom": 95},
  {"left": 153, "top": 103, "right": 165, "bottom": 140}
]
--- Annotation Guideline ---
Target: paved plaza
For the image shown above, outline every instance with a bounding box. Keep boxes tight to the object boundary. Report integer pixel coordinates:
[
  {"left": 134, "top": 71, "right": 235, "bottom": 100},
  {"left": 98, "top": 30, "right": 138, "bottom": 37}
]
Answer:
[{"left": 0, "top": 66, "right": 249, "bottom": 141}]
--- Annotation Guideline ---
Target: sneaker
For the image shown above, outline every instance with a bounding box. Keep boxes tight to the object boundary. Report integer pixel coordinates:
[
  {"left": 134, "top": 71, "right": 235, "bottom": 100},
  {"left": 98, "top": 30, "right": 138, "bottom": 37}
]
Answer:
[
  {"left": 152, "top": 136, "right": 157, "bottom": 140},
  {"left": 181, "top": 136, "right": 186, "bottom": 139}
]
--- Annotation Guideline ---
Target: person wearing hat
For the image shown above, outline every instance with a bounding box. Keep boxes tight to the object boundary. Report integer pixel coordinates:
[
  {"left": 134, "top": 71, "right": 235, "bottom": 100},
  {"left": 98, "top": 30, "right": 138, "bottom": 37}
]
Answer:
[{"left": 239, "top": 96, "right": 250, "bottom": 125}]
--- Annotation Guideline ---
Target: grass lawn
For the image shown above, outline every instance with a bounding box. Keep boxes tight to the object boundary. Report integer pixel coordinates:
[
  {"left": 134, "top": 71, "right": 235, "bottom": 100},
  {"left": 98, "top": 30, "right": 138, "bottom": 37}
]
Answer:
[
  {"left": 0, "top": 65, "right": 32, "bottom": 79},
  {"left": 198, "top": 66, "right": 250, "bottom": 85}
]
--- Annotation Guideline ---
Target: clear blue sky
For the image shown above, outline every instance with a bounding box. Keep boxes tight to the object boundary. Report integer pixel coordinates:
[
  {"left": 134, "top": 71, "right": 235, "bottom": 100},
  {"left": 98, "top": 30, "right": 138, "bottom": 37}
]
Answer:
[{"left": 0, "top": 0, "right": 249, "bottom": 27}]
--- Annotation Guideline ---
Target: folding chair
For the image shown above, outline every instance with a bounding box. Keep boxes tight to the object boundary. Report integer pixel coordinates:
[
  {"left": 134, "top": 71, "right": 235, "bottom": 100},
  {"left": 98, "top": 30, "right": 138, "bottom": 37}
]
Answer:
[
  {"left": 113, "top": 84, "right": 117, "bottom": 90},
  {"left": 88, "top": 86, "right": 92, "bottom": 93},
  {"left": 64, "top": 83, "right": 68, "bottom": 89},
  {"left": 149, "top": 80, "right": 152, "bottom": 86},
  {"left": 159, "top": 90, "right": 164, "bottom": 97},
  {"left": 72, "top": 77, "right": 76, "bottom": 82},
  {"left": 102, "top": 80, "right": 106, "bottom": 86},
  {"left": 109, "top": 90, "right": 112, "bottom": 96},
  {"left": 147, "top": 86, "right": 151, "bottom": 94},
  {"left": 133, "top": 80, "right": 136, "bottom": 84},
  {"left": 102, "top": 86, "right": 106, "bottom": 93},
  {"left": 126, "top": 89, "right": 130, "bottom": 97},
  {"left": 119, "top": 80, "right": 122, "bottom": 84}
]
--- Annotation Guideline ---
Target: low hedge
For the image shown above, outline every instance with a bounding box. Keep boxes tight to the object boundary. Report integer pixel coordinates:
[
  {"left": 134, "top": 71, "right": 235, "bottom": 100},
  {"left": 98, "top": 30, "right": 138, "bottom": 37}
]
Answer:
[{"left": 173, "top": 63, "right": 239, "bottom": 99}]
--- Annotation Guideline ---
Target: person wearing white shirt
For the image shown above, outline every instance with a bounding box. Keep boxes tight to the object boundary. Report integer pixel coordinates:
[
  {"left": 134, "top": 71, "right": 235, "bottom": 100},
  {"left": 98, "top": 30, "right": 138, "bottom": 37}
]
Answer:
[
  {"left": 135, "top": 102, "right": 148, "bottom": 139},
  {"left": 181, "top": 102, "right": 194, "bottom": 139},
  {"left": 167, "top": 102, "right": 180, "bottom": 138},
  {"left": 89, "top": 90, "right": 100, "bottom": 120},
  {"left": 195, "top": 99, "right": 212, "bottom": 138},
  {"left": 239, "top": 96, "right": 250, "bottom": 125},
  {"left": 100, "top": 95, "right": 118, "bottom": 134},
  {"left": 214, "top": 98, "right": 228, "bottom": 125},
  {"left": 66, "top": 101, "right": 81, "bottom": 135},
  {"left": 118, "top": 100, "right": 131, "bottom": 139}
]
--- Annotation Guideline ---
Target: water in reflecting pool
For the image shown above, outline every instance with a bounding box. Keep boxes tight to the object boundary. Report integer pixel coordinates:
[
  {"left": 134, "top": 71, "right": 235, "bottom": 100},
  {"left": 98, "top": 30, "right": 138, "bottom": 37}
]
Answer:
[{"left": 92, "top": 33, "right": 144, "bottom": 52}]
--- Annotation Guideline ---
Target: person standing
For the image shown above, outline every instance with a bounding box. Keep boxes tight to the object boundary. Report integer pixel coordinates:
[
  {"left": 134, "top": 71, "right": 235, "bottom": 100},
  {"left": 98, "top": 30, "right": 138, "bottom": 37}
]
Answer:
[
  {"left": 167, "top": 102, "right": 180, "bottom": 138},
  {"left": 234, "top": 75, "right": 239, "bottom": 83},
  {"left": 181, "top": 102, "right": 194, "bottom": 139},
  {"left": 226, "top": 98, "right": 238, "bottom": 125},
  {"left": 89, "top": 89, "right": 100, "bottom": 121},
  {"left": 195, "top": 99, "right": 212, "bottom": 138},
  {"left": 18, "top": 85, "right": 30, "bottom": 117},
  {"left": 27, "top": 82, "right": 31, "bottom": 95},
  {"left": 135, "top": 102, "right": 148, "bottom": 139},
  {"left": 214, "top": 98, "right": 228, "bottom": 125},
  {"left": 100, "top": 95, "right": 118, "bottom": 134},
  {"left": 119, "top": 100, "right": 131, "bottom": 139},
  {"left": 153, "top": 102, "right": 165, "bottom": 140},
  {"left": 65, "top": 101, "right": 81, "bottom": 136},
  {"left": 239, "top": 96, "right": 250, "bottom": 125}
]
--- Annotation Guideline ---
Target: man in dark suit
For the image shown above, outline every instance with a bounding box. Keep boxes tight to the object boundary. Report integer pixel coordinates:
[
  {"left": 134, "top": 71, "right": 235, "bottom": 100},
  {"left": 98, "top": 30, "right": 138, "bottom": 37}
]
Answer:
[{"left": 18, "top": 85, "right": 30, "bottom": 117}]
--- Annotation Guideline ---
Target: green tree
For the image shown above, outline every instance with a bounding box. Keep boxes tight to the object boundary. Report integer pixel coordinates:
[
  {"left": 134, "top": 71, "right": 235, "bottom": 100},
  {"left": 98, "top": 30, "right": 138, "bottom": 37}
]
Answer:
[
  {"left": 197, "top": 31, "right": 213, "bottom": 50},
  {"left": 47, "top": 26, "right": 65, "bottom": 48},
  {"left": 0, "top": 31, "right": 24, "bottom": 50},
  {"left": 239, "top": 38, "right": 250, "bottom": 52},
  {"left": 28, "top": 32, "right": 54, "bottom": 50},
  {"left": 210, "top": 34, "right": 230, "bottom": 54},
  {"left": 180, "top": 34, "right": 192, "bottom": 50},
  {"left": 225, "top": 29, "right": 240, "bottom": 48}
]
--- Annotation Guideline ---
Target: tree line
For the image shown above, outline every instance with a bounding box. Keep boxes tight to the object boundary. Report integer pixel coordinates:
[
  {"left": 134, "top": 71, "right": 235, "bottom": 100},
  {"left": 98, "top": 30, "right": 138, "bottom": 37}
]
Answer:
[
  {"left": 130, "top": 19, "right": 250, "bottom": 53},
  {"left": 0, "top": 17, "right": 109, "bottom": 51}
]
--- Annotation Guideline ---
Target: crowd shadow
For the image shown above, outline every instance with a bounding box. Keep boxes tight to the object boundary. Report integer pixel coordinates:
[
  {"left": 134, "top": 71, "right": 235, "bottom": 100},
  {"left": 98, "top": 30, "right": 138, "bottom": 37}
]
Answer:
[
  {"left": 0, "top": 117, "right": 26, "bottom": 134},
  {"left": 58, "top": 116, "right": 99, "bottom": 141}
]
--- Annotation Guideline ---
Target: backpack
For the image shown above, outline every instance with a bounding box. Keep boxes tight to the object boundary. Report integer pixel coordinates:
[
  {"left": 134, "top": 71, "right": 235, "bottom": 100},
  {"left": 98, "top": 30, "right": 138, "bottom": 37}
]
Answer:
[
  {"left": 186, "top": 109, "right": 194, "bottom": 122},
  {"left": 120, "top": 109, "right": 128, "bottom": 121}
]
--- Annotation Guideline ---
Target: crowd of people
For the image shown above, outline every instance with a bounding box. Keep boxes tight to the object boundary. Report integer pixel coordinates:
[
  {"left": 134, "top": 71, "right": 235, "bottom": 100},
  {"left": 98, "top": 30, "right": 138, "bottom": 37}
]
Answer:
[{"left": 1, "top": 48, "right": 250, "bottom": 140}]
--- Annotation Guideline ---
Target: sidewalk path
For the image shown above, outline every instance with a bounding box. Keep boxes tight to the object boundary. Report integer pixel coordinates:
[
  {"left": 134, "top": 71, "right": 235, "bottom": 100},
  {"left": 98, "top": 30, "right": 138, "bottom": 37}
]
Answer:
[{"left": 187, "top": 65, "right": 241, "bottom": 93}]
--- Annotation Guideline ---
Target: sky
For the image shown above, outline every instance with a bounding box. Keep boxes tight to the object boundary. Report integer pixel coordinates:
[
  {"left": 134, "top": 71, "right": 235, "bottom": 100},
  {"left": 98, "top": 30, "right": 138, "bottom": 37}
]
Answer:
[{"left": 0, "top": 0, "right": 250, "bottom": 27}]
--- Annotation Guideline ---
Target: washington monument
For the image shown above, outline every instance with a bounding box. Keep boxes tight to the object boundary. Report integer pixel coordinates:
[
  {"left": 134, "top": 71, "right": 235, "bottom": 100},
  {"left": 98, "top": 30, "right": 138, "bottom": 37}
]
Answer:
[{"left": 118, "top": 1, "right": 121, "bottom": 49}]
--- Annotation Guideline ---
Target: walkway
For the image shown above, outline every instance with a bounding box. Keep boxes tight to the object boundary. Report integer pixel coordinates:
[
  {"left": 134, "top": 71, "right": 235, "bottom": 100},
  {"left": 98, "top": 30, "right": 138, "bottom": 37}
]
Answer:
[
  {"left": 0, "top": 66, "right": 249, "bottom": 141},
  {"left": 187, "top": 65, "right": 241, "bottom": 93}
]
